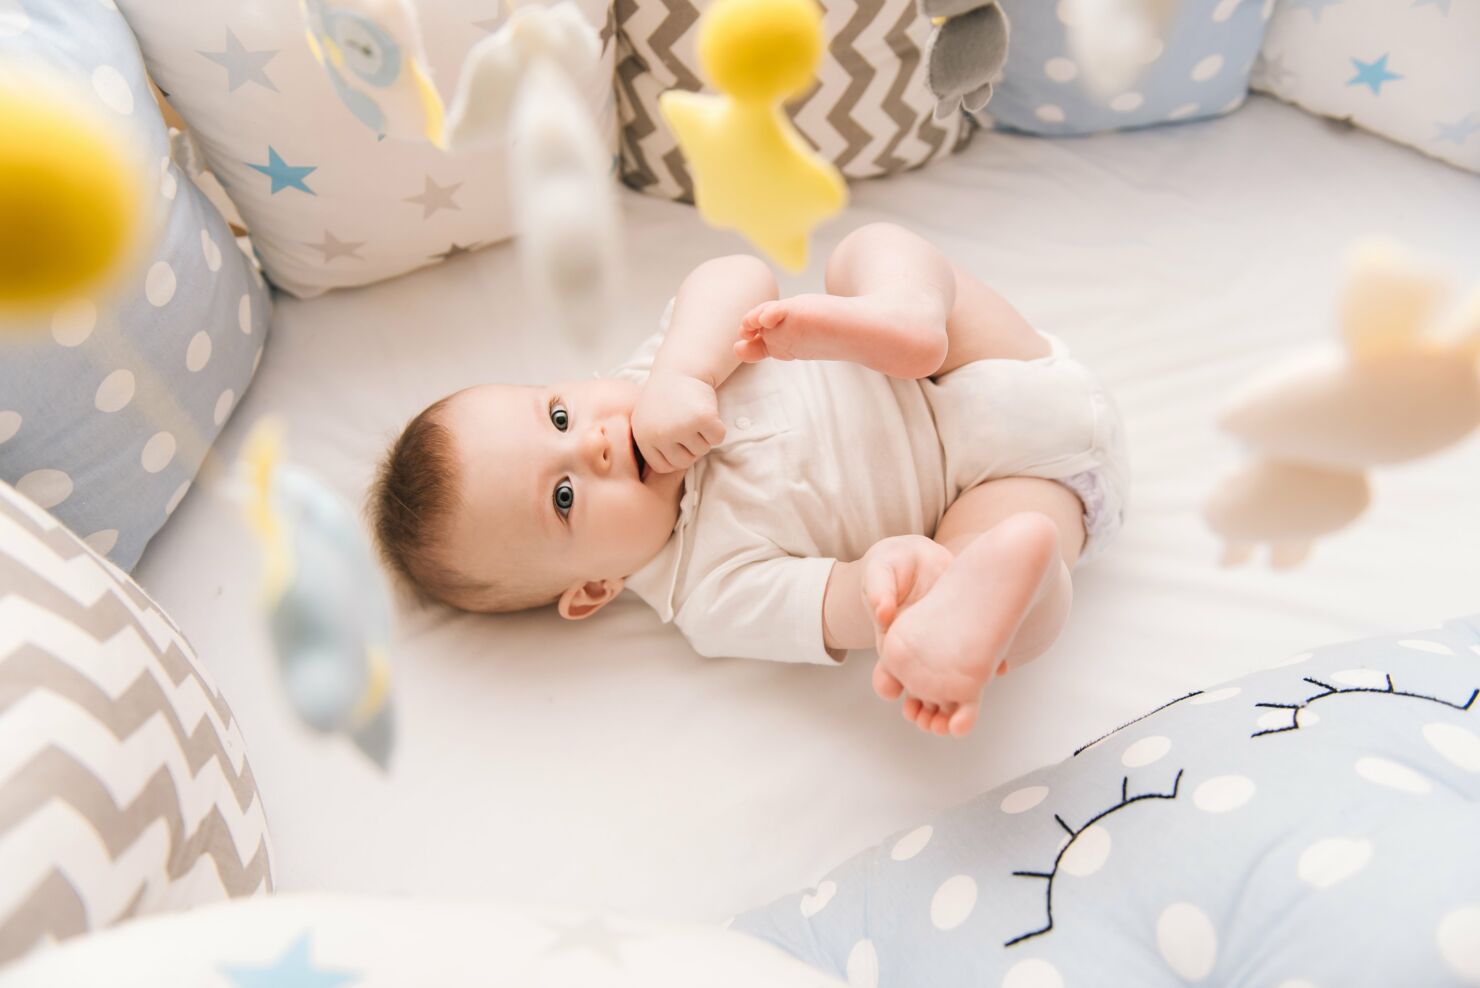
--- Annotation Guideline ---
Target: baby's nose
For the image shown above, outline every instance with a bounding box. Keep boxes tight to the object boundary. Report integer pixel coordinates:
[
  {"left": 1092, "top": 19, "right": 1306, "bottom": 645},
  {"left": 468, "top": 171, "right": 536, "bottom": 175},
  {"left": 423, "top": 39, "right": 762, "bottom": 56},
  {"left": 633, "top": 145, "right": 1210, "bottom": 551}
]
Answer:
[{"left": 581, "top": 422, "right": 612, "bottom": 476}]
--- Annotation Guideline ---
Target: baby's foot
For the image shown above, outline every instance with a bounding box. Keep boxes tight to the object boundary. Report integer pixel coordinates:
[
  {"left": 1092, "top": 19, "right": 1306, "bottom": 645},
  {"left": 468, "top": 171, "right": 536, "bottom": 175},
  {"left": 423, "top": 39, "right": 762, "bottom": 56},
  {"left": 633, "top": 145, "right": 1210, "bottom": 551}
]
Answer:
[
  {"left": 877, "top": 512, "right": 1061, "bottom": 737},
  {"left": 734, "top": 291, "right": 949, "bottom": 379}
]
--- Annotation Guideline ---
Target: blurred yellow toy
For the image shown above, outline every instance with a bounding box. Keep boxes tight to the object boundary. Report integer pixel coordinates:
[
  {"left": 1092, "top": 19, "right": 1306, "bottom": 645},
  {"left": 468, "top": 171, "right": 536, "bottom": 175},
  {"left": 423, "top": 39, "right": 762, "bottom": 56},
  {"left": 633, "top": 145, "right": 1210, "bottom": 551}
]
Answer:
[
  {"left": 0, "top": 68, "right": 150, "bottom": 316},
  {"left": 658, "top": 0, "right": 847, "bottom": 272}
]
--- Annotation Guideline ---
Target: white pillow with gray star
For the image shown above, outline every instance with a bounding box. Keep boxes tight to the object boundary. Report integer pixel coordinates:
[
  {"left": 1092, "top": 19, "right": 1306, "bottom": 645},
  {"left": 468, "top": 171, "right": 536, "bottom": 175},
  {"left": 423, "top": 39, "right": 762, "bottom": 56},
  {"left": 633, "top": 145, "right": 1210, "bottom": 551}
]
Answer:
[
  {"left": 114, "top": 0, "right": 618, "bottom": 298},
  {"left": 1254, "top": 0, "right": 1479, "bottom": 173}
]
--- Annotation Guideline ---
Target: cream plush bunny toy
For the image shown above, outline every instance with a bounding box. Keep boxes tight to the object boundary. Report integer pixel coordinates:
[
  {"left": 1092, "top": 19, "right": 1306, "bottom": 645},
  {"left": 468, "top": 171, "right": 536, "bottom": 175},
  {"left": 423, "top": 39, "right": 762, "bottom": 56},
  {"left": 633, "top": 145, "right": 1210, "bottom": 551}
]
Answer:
[{"left": 1206, "top": 240, "right": 1480, "bottom": 568}]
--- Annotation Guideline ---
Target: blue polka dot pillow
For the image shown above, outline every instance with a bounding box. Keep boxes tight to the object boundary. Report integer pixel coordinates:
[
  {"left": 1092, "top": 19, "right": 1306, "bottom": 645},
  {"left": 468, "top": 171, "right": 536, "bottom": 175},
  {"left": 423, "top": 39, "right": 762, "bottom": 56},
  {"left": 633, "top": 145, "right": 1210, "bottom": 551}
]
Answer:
[
  {"left": 984, "top": 0, "right": 1272, "bottom": 135},
  {"left": 0, "top": 0, "right": 270, "bottom": 570},
  {"left": 1253, "top": 0, "right": 1479, "bottom": 173},
  {"left": 735, "top": 615, "right": 1480, "bottom": 986}
]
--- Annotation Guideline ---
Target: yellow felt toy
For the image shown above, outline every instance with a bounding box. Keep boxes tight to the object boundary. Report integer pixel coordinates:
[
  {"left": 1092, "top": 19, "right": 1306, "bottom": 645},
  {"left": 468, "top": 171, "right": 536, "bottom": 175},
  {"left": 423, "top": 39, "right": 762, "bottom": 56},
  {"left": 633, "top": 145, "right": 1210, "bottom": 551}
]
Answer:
[
  {"left": 0, "top": 69, "right": 149, "bottom": 317},
  {"left": 658, "top": 0, "right": 847, "bottom": 272},
  {"left": 1205, "top": 240, "right": 1480, "bottom": 568}
]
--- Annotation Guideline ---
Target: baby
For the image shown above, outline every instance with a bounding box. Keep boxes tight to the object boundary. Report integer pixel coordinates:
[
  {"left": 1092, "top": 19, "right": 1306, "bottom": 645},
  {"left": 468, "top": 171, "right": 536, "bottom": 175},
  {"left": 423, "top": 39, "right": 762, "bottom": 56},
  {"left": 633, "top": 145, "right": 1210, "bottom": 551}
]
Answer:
[{"left": 371, "top": 224, "right": 1126, "bottom": 736}]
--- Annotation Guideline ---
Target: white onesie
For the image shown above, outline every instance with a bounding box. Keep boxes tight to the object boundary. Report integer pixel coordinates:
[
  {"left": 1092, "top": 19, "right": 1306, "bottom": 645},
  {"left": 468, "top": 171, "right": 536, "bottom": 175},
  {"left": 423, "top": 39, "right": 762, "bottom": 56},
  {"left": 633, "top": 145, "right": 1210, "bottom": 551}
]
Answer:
[{"left": 612, "top": 304, "right": 1127, "bottom": 666}]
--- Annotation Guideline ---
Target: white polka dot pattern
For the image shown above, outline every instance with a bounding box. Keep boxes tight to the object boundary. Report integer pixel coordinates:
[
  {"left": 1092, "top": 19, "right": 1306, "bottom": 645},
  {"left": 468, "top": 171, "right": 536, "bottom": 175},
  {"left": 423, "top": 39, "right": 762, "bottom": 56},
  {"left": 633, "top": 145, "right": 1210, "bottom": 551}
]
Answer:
[
  {"left": 51, "top": 300, "right": 97, "bottom": 347},
  {"left": 141, "top": 432, "right": 177, "bottom": 474},
  {"left": 91, "top": 64, "right": 133, "bottom": 114},
  {"left": 890, "top": 826, "right": 932, "bottom": 862},
  {"left": 1061, "top": 825, "right": 1111, "bottom": 876},
  {"left": 17, "top": 469, "right": 73, "bottom": 509},
  {"left": 1354, "top": 757, "right": 1430, "bottom": 794},
  {"left": 186, "top": 331, "right": 213, "bottom": 372},
  {"left": 1157, "top": 903, "right": 1217, "bottom": 980},
  {"left": 846, "top": 939, "right": 878, "bottom": 988},
  {"left": 1297, "top": 838, "right": 1372, "bottom": 889},
  {"left": 94, "top": 370, "right": 136, "bottom": 413},
  {"left": 1437, "top": 906, "right": 1480, "bottom": 982},
  {"left": 1424, "top": 723, "right": 1480, "bottom": 773},
  {"left": 929, "top": 875, "right": 977, "bottom": 930},
  {"left": 1122, "top": 736, "right": 1171, "bottom": 767},
  {"left": 1001, "top": 786, "right": 1049, "bottom": 814},
  {"left": 1003, "top": 958, "right": 1064, "bottom": 988},
  {"left": 145, "top": 261, "right": 177, "bottom": 307}
]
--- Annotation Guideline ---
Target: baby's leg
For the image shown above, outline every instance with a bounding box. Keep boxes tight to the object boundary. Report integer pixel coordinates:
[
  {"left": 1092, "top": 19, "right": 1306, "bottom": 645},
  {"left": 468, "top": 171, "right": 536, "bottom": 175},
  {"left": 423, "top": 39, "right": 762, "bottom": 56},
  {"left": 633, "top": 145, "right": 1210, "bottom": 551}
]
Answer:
[
  {"left": 735, "top": 222, "right": 1049, "bottom": 377},
  {"left": 871, "top": 477, "right": 1084, "bottom": 736}
]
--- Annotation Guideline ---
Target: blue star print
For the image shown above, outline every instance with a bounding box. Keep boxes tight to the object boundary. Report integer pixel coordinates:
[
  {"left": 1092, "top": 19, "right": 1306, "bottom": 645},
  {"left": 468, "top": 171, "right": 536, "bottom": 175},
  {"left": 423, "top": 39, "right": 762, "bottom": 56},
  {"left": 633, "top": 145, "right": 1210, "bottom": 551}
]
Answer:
[
  {"left": 1434, "top": 114, "right": 1480, "bottom": 145},
  {"left": 219, "top": 932, "right": 360, "bottom": 988},
  {"left": 248, "top": 147, "right": 318, "bottom": 195},
  {"left": 1347, "top": 54, "right": 1401, "bottom": 95}
]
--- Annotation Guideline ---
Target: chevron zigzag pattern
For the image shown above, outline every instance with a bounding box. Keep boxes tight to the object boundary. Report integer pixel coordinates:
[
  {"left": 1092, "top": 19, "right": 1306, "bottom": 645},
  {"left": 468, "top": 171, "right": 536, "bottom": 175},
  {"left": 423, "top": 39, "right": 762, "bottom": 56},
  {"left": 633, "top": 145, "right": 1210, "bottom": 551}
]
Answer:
[
  {"left": 615, "top": 0, "right": 972, "bottom": 203},
  {"left": 0, "top": 483, "right": 272, "bottom": 966}
]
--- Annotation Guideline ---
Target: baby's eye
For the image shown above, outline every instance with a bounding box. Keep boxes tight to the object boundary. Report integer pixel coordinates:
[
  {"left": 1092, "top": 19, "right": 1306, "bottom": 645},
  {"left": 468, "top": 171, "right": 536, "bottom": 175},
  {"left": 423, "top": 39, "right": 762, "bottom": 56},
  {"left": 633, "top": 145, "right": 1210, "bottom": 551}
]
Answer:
[
  {"left": 553, "top": 479, "right": 574, "bottom": 517},
  {"left": 549, "top": 399, "right": 569, "bottom": 432}
]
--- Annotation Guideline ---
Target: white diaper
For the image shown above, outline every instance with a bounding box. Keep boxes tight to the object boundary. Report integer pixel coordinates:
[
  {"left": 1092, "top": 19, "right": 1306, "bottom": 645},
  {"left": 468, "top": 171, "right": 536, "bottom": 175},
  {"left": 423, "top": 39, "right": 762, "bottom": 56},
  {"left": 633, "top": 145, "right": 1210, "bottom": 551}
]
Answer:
[{"left": 919, "top": 335, "right": 1128, "bottom": 563}]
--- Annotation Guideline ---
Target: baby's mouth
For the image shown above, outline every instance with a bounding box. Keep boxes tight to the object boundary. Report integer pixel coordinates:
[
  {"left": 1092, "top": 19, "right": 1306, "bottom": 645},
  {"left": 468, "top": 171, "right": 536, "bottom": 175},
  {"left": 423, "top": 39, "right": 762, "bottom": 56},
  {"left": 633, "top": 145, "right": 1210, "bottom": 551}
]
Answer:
[{"left": 631, "top": 431, "right": 647, "bottom": 481}]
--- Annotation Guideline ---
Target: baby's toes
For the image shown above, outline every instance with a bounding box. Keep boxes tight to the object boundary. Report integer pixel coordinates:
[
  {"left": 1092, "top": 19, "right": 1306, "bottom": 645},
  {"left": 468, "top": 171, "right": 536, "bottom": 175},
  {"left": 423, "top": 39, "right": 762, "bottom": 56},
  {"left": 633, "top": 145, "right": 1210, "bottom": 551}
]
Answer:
[
  {"left": 929, "top": 705, "right": 954, "bottom": 736},
  {"left": 872, "top": 661, "right": 904, "bottom": 701},
  {"left": 914, "top": 702, "right": 938, "bottom": 732},
  {"left": 902, "top": 695, "right": 923, "bottom": 722},
  {"left": 948, "top": 702, "right": 980, "bottom": 737},
  {"left": 754, "top": 301, "right": 788, "bottom": 330}
]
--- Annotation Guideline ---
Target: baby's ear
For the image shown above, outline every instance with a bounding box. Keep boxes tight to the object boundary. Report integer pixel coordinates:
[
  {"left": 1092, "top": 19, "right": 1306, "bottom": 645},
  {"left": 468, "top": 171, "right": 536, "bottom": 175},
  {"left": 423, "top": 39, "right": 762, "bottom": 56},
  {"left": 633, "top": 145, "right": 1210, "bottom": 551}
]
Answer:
[{"left": 557, "top": 578, "right": 625, "bottom": 620}]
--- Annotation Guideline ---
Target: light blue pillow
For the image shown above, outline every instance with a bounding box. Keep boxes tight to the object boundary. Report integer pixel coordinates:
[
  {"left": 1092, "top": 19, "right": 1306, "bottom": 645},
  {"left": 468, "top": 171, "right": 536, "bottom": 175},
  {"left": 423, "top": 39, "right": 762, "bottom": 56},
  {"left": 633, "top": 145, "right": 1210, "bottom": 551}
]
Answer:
[
  {"left": 984, "top": 0, "right": 1272, "bottom": 135},
  {"left": 736, "top": 616, "right": 1480, "bottom": 985},
  {"left": 0, "top": 0, "right": 271, "bottom": 569}
]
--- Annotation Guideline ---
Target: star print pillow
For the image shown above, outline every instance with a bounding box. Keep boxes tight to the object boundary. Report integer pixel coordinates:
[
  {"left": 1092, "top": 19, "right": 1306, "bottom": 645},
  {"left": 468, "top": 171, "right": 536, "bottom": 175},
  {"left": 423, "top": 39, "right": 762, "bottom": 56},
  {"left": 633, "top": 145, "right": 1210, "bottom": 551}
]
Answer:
[
  {"left": 736, "top": 615, "right": 1480, "bottom": 985},
  {"left": 0, "top": 893, "right": 848, "bottom": 988},
  {"left": 112, "top": 0, "right": 616, "bottom": 298},
  {"left": 1253, "top": 0, "right": 1479, "bottom": 173}
]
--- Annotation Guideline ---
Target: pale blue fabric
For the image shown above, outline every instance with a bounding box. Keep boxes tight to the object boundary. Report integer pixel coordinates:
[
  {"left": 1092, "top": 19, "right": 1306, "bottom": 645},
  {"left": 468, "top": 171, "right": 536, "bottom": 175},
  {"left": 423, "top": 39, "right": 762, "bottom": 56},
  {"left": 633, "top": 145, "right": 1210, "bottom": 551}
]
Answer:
[
  {"left": 984, "top": 0, "right": 1271, "bottom": 135},
  {"left": 737, "top": 616, "right": 1480, "bottom": 985},
  {"left": 0, "top": 0, "right": 271, "bottom": 569}
]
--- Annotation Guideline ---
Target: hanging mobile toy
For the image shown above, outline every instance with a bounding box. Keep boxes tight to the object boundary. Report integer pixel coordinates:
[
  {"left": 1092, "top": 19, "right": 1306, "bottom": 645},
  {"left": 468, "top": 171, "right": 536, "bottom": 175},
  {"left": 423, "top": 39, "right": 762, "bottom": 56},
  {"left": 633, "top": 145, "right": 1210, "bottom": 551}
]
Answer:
[
  {"left": 0, "top": 65, "right": 154, "bottom": 320},
  {"left": 242, "top": 421, "right": 397, "bottom": 768},
  {"left": 300, "top": 0, "right": 617, "bottom": 341},
  {"left": 658, "top": 0, "right": 847, "bottom": 273},
  {"left": 1205, "top": 240, "right": 1480, "bottom": 568}
]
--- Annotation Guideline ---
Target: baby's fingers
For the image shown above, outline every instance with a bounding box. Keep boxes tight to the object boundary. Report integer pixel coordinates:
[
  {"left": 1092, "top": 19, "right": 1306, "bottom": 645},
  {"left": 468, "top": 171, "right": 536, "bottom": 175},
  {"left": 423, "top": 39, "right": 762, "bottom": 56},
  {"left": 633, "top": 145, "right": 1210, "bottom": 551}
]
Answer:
[
  {"left": 734, "top": 338, "right": 768, "bottom": 363},
  {"left": 862, "top": 562, "right": 900, "bottom": 632},
  {"left": 698, "top": 417, "right": 726, "bottom": 447}
]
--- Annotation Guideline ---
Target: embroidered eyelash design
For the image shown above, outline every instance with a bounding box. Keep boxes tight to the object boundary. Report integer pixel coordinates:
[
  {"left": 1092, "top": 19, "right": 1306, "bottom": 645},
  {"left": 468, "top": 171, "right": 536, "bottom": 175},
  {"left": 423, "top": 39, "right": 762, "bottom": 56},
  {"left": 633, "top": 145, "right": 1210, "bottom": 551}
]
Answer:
[
  {"left": 1072, "top": 692, "right": 1202, "bottom": 757},
  {"left": 1005, "top": 769, "right": 1185, "bottom": 947},
  {"left": 1250, "top": 675, "right": 1478, "bottom": 739}
]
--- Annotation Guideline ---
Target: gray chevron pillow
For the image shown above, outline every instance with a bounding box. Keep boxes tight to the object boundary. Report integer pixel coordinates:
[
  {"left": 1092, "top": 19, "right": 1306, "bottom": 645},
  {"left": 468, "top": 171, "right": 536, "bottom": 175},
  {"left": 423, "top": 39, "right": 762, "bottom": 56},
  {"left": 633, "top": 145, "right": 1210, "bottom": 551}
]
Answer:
[
  {"left": 616, "top": 0, "right": 973, "bottom": 203},
  {"left": 0, "top": 482, "right": 273, "bottom": 965}
]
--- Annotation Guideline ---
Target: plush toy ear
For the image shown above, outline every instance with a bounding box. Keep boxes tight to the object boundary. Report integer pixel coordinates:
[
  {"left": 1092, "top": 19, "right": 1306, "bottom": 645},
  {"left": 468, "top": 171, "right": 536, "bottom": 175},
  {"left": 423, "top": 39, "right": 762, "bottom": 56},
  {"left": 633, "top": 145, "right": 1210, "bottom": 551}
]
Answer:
[
  {"left": 1339, "top": 240, "right": 1450, "bottom": 358},
  {"left": 557, "top": 578, "right": 625, "bottom": 620}
]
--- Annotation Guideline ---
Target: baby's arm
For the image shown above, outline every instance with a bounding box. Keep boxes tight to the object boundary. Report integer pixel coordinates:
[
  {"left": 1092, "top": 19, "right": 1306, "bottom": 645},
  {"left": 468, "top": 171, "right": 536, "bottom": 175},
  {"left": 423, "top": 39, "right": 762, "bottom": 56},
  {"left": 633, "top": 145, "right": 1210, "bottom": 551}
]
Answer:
[
  {"left": 634, "top": 255, "right": 777, "bottom": 473},
  {"left": 654, "top": 255, "right": 778, "bottom": 389}
]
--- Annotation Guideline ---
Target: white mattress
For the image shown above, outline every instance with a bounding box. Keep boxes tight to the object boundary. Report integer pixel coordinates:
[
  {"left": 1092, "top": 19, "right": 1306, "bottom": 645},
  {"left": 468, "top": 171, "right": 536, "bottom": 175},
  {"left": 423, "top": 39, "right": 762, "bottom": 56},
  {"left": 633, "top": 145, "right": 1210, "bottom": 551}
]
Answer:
[{"left": 134, "top": 96, "right": 1480, "bottom": 922}]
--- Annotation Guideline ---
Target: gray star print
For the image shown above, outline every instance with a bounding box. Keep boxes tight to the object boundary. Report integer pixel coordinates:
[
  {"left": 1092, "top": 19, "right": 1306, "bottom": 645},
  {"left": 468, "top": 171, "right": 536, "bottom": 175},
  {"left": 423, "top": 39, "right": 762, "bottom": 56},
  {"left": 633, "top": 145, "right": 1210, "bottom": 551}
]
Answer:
[
  {"left": 403, "top": 176, "right": 464, "bottom": 219},
  {"left": 198, "top": 29, "right": 279, "bottom": 93},
  {"left": 305, "top": 230, "right": 366, "bottom": 262}
]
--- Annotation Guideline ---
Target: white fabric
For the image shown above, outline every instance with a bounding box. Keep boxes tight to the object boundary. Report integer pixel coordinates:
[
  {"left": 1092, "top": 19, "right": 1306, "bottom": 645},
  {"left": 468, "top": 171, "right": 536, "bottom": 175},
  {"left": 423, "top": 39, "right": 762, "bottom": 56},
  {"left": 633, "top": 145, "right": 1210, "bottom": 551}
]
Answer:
[
  {"left": 132, "top": 96, "right": 1480, "bottom": 926},
  {"left": 114, "top": 0, "right": 616, "bottom": 297},
  {"left": 1253, "top": 0, "right": 1480, "bottom": 174},
  {"left": 616, "top": 322, "right": 1125, "bottom": 665}
]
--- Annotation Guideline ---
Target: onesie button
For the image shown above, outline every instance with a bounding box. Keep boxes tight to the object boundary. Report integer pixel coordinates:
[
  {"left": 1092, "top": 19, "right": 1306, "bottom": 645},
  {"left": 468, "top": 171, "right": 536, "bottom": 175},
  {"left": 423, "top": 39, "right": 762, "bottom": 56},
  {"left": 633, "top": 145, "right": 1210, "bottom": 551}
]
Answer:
[{"left": 736, "top": 415, "right": 753, "bottom": 430}]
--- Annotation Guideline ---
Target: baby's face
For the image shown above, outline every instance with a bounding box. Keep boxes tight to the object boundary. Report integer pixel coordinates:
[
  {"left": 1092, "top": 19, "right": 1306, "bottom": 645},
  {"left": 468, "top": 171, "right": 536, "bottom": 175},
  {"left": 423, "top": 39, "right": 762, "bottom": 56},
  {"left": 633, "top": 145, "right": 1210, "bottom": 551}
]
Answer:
[{"left": 440, "top": 379, "right": 686, "bottom": 600}]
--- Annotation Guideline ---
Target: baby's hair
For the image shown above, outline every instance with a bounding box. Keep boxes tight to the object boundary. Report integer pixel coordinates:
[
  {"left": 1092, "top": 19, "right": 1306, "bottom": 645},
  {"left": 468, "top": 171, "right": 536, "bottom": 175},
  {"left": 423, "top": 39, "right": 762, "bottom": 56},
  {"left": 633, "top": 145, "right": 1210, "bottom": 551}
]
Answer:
[{"left": 369, "top": 391, "right": 564, "bottom": 614}]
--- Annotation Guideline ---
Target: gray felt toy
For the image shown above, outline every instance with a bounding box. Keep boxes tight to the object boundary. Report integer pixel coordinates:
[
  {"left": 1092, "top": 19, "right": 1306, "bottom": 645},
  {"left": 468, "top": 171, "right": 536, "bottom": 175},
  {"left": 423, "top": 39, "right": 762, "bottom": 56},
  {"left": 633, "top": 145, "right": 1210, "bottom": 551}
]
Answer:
[{"left": 920, "top": 0, "right": 1010, "bottom": 120}]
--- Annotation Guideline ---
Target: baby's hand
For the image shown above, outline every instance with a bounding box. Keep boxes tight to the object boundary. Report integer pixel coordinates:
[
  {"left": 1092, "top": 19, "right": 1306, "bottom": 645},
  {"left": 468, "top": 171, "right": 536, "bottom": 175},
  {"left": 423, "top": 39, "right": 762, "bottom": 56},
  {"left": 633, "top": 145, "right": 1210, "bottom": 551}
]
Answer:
[{"left": 632, "top": 371, "right": 726, "bottom": 473}]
